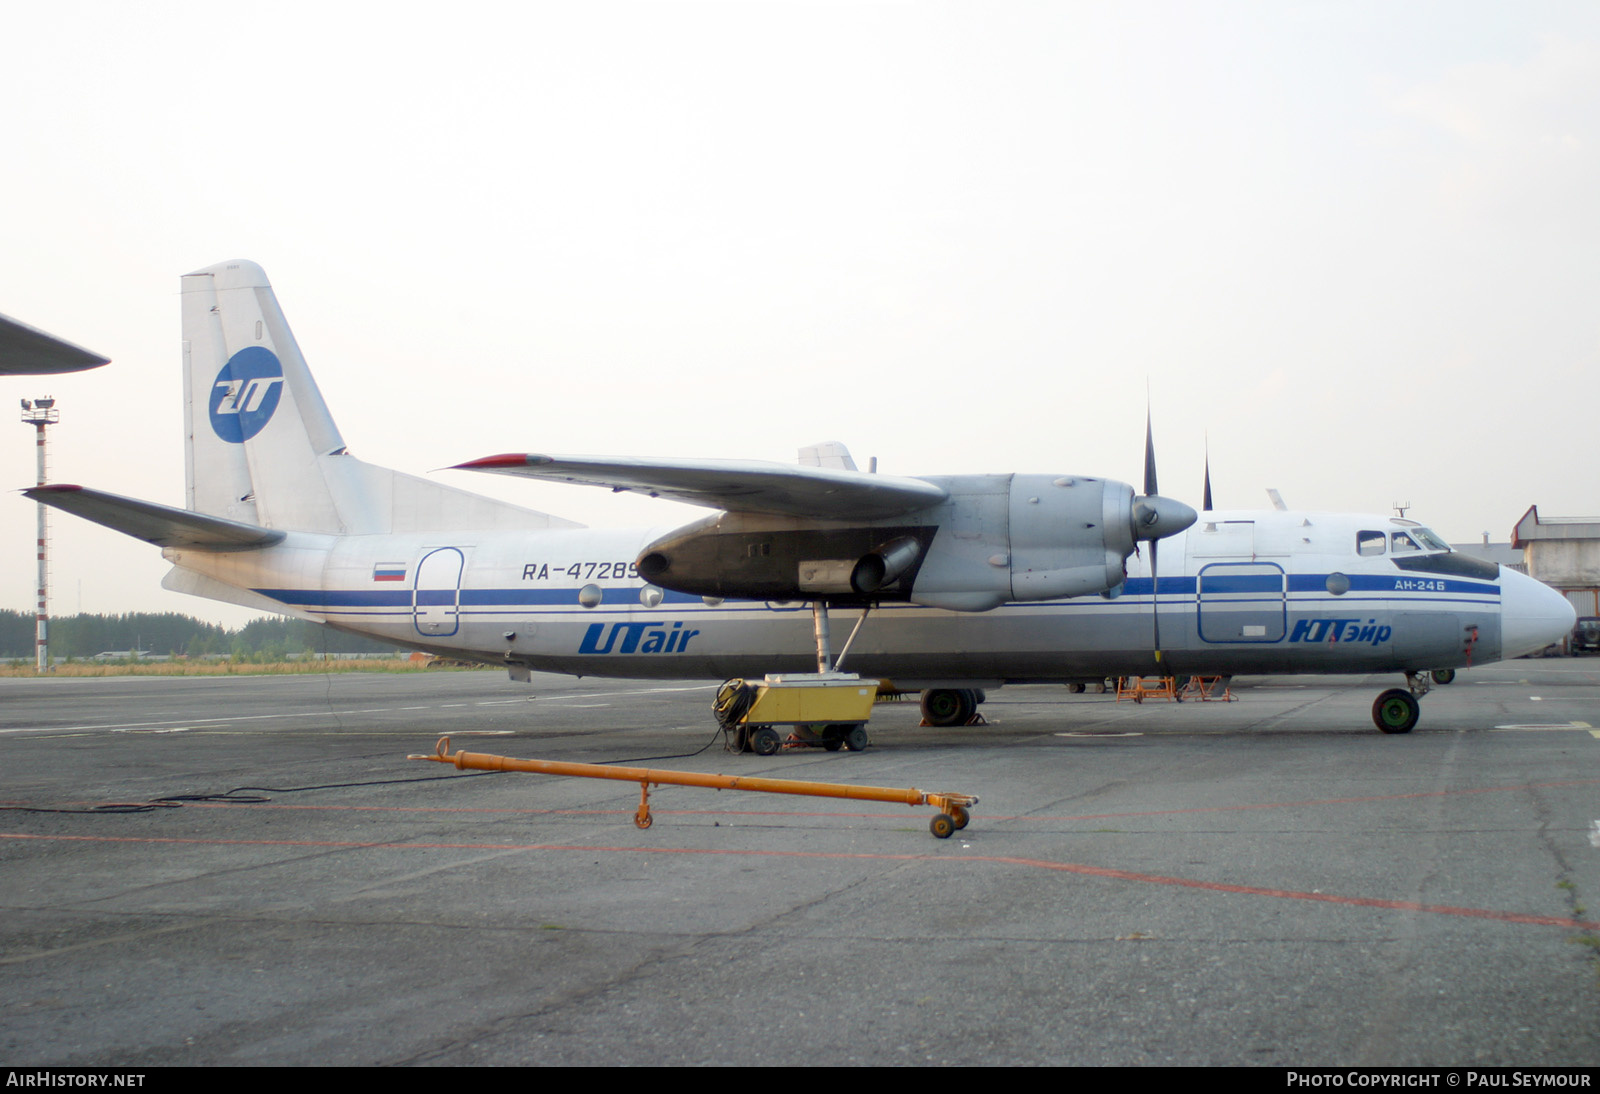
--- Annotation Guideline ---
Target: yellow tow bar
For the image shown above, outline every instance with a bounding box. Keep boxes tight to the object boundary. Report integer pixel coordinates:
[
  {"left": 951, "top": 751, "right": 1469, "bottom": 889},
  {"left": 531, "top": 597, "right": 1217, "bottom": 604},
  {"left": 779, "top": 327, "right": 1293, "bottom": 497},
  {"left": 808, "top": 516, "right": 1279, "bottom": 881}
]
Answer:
[{"left": 412, "top": 736, "right": 979, "bottom": 839}]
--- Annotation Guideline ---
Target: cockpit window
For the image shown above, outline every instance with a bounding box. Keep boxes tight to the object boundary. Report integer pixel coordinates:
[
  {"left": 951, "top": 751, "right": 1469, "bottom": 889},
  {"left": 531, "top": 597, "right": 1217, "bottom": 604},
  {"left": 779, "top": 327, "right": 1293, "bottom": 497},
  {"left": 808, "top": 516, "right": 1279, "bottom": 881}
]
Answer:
[
  {"left": 1391, "top": 532, "right": 1420, "bottom": 553},
  {"left": 1357, "top": 530, "right": 1386, "bottom": 556},
  {"left": 1412, "top": 527, "right": 1450, "bottom": 552}
]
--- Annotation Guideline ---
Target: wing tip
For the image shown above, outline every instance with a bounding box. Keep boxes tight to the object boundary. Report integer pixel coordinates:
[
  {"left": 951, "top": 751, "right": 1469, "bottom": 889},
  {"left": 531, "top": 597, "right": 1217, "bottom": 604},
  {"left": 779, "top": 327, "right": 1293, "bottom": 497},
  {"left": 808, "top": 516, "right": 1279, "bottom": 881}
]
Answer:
[{"left": 452, "top": 453, "right": 550, "bottom": 472}]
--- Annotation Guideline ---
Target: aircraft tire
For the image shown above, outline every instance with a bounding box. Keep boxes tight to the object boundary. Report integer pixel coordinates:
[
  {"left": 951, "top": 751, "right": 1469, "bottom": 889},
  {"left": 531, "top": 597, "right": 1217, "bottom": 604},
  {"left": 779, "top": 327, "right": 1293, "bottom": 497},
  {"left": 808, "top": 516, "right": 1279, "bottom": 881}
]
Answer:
[
  {"left": 1430, "top": 669, "right": 1456, "bottom": 685},
  {"left": 921, "top": 688, "right": 976, "bottom": 727},
  {"left": 1372, "top": 689, "right": 1420, "bottom": 734}
]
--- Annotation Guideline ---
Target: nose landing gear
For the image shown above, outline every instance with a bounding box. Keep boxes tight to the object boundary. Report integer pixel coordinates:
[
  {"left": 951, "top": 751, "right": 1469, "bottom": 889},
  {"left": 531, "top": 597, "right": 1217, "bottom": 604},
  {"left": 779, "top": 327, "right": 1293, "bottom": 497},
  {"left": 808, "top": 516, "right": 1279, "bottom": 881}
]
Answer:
[{"left": 1372, "top": 670, "right": 1432, "bottom": 734}]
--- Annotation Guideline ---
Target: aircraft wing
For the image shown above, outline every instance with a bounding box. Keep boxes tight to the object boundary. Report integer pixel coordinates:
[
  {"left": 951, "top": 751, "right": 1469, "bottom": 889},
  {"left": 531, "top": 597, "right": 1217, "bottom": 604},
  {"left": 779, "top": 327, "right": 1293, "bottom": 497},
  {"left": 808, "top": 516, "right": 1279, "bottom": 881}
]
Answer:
[
  {"left": 23, "top": 485, "right": 286, "bottom": 550},
  {"left": 0, "top": 313, "right": 110, "bottom": 375},
  {"left": 452, "top": 453, "right": 948, "bottom": 519}
]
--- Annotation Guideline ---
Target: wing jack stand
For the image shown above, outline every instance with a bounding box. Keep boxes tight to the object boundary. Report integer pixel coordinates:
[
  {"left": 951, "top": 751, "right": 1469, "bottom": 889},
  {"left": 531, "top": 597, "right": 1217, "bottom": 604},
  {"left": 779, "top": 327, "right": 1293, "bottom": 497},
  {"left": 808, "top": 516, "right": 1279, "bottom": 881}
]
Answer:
[{"left": 1405, "top": 671, "right": 1433, "bottom": 699}]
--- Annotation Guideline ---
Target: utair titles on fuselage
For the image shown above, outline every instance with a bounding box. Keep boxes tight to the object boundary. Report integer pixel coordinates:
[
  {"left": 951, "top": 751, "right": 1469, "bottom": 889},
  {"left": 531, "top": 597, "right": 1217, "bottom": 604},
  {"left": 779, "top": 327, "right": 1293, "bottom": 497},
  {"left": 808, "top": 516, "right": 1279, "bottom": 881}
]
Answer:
[{"left": 28, "top": 260, "right": 1575, "bottom": 735}]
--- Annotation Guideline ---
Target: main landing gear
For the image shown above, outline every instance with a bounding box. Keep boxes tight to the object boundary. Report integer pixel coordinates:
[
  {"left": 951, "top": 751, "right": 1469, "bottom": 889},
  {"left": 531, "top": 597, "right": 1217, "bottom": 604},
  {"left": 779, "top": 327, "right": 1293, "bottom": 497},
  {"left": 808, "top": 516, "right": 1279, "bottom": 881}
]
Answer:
[
  {"left": 920, "top": 688, "right": 987, "bottom": 727},
  {"left": 1371, "top": 670, "right": 1432, "bottom": 734}
]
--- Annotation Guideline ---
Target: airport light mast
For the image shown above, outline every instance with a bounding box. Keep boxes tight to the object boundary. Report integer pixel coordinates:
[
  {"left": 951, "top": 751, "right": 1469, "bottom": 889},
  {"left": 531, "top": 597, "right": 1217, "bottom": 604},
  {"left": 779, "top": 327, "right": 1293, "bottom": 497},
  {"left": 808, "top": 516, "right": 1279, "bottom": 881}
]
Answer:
[{"left": 20, "top": 397, "right": 58, "bottom": 672}]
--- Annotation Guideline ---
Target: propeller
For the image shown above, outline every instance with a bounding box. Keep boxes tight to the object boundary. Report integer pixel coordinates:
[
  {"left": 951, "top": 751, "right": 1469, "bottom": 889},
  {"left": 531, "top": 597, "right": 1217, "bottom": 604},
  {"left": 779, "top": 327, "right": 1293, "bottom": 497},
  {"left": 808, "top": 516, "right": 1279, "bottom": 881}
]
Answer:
[{"left": 1131, "top": 407, "right": 1198, "bottom": 663}]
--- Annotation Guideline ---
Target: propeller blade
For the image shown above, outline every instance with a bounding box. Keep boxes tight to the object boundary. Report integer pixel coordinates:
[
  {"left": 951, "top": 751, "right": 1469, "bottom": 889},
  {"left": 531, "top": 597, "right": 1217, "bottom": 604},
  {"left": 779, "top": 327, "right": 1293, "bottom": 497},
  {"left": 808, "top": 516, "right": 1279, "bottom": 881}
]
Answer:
[
  {"left": 1143, "top": 409, "right": 1158, "bottom": 497},
  {"left": 1141, "top": 402, "right": 1171, "bottom": 663},
  {"left": 1150, "top": 538, "right": 1161, "bottom": 658}
]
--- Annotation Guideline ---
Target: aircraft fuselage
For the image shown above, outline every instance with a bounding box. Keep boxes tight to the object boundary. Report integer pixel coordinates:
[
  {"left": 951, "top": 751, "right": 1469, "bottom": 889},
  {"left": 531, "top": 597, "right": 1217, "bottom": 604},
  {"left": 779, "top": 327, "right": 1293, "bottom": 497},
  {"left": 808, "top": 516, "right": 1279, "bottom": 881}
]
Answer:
[{"left": 162, "top": 508, "right": 1545, "bottom": 689}]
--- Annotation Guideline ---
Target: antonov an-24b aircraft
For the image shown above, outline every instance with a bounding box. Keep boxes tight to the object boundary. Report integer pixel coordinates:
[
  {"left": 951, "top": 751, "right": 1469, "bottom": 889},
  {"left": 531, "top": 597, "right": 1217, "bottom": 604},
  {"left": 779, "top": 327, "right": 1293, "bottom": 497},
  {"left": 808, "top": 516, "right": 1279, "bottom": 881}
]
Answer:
[{"left": 27, "top": 260, "right": 1575, "bottom": 736}]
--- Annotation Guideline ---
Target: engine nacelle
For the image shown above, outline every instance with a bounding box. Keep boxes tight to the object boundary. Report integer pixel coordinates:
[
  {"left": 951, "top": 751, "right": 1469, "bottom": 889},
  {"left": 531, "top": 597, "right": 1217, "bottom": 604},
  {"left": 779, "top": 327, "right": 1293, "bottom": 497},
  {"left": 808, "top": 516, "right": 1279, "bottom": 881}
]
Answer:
[
  {"left": 1007, "top": 474, "right": 1136, "bottom": 601},
  {"left": 635, "top": 473, "right": 1193, "bottom": 611},
  {"left": 636, "top": 516, "right": 938, "bottom": 602},
  {"left": 908, "top": 474, "right": 1146, "bottom": 612}
]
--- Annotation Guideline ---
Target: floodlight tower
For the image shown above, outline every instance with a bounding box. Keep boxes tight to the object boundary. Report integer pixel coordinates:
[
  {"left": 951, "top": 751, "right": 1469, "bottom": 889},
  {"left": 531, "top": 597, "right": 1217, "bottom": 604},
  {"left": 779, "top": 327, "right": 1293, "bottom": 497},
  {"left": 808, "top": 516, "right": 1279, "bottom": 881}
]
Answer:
[{"left": 20, "top": 397, "right": 58, "bottom": 672}]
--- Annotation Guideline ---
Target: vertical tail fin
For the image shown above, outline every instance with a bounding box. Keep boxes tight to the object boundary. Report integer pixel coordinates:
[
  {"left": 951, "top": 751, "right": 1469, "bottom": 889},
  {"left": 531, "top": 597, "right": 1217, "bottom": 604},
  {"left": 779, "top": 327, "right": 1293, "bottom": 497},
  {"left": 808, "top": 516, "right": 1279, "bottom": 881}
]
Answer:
[
  {"left": 182, "top": 260, "right": 576, "bottom": 535},
  {"left": 183, "top": 260, "right": 345, "bottom": 530}
]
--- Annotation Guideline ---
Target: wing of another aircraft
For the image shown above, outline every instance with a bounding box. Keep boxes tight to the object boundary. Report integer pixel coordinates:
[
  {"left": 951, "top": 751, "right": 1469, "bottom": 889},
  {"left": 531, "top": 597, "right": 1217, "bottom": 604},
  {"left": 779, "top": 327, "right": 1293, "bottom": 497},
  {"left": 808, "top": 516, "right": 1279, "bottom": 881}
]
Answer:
[
  {"left": 452, "top": 453, "right": 949, "bottom": 520},
  {"left": 24, "top": 485, "right": 286, "bottom": 550},
  {"left": 0, "top": 313, "right": 110, "bottom": 375}
]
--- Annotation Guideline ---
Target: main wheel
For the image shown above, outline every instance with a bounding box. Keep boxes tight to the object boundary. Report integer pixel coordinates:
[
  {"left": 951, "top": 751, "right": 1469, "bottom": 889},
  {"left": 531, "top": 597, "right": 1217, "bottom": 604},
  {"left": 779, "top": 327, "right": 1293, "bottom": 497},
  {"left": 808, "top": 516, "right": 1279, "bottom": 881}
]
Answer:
[
  {"left": 750, "top": 726, "right": 782, "bottom": 755},
  {"left": 929, "top": 813, "right": 955, "bottom": 839},
  {"left": 921, "top": 688, "right": 976, "bottom": 727},
  {"left": 1372, "top": 689, "right": 1420, "bottom": 734},
  {"left": 1430, "top": 669, "right": 1456, "bottom": 685}
]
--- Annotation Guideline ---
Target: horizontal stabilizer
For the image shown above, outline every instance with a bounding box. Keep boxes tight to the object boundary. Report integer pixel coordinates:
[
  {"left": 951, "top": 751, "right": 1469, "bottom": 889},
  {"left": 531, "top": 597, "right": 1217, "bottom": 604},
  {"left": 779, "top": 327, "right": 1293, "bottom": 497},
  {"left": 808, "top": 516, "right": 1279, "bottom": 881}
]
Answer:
[
  {"left": 24, "top": 485, "right": 286, "bottom": 550},
  {"left": 453, "top": 453, "right": 948, "bottom": 520}
]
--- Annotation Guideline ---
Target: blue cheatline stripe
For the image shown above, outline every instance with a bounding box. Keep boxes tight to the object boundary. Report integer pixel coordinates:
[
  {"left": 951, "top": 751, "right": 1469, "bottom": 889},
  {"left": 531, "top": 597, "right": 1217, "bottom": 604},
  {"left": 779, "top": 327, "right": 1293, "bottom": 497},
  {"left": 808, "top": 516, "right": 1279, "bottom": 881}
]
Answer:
[
  {"left": 252, "top": 586, "right": 704, "bottom": 609},
  {"left": 254, "top": 572, "right": 1501, "bottom": 613},
  {"left": 1120, "top": 577, "right": 1197, "bottom": 595},
  {"left": 253, "top": 588, "right": 414, "bottom": 608}
]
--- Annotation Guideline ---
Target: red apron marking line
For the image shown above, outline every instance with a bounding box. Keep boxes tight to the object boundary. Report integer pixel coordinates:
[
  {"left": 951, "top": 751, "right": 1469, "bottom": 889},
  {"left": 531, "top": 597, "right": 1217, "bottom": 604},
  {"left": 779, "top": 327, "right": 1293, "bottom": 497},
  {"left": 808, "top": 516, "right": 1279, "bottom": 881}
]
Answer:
[{"left": 4, "top": 831, "right": 1594, "bottom": 931}]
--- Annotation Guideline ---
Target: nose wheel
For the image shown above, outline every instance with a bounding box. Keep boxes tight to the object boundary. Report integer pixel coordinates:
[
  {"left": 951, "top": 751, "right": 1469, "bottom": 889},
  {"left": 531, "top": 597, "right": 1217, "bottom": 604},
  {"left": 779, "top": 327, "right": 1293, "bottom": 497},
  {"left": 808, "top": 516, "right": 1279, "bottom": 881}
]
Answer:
[{"left": 1372, "top": 688, "right": 1420, "bottom": 734}]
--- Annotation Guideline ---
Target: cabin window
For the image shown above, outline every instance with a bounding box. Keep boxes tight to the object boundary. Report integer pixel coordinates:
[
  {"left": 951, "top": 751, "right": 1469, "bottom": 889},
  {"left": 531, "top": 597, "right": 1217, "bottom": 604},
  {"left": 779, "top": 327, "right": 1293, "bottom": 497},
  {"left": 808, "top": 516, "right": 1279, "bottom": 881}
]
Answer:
[
  {"left": 1357, "top": 530, "right": 1385, "bottom": 556},
  {"left": 1390, "top": 532, "right": 1420, "bottom": 553}
]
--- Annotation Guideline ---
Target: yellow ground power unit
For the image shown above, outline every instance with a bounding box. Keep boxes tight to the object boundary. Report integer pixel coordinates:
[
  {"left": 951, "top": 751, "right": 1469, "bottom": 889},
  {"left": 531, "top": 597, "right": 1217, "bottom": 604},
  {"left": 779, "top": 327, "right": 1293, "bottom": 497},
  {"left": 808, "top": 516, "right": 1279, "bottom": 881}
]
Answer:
[{"left": 715, "top": 673, "right": 879, "bottom": 755}]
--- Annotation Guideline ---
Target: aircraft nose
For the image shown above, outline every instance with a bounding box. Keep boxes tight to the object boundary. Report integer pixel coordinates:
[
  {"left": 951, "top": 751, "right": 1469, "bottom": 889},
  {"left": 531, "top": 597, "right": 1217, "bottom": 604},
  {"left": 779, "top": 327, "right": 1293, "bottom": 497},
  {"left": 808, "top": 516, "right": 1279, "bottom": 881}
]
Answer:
[{"left": 1500, "top": 568, "right": 1576, "bottom": 659}]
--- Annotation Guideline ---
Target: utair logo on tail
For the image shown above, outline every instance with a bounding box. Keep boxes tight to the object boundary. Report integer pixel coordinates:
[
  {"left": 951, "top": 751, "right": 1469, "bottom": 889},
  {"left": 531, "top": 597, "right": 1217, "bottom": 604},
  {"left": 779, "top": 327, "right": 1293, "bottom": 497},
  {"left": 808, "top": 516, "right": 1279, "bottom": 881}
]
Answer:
[{"left": 209, "top": 346, "right": 284, "bottom": 442}]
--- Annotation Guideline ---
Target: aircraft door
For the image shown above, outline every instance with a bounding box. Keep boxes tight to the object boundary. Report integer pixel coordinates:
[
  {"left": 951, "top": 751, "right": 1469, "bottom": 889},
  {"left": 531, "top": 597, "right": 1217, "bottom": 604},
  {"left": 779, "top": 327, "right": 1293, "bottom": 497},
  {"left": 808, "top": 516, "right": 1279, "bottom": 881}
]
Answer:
[
  {"left": 414, "top": 547, "right": 466, "bottom": 637},
  {"left": 1197, "top": 561, "right": 1286, "bottom": 643}
]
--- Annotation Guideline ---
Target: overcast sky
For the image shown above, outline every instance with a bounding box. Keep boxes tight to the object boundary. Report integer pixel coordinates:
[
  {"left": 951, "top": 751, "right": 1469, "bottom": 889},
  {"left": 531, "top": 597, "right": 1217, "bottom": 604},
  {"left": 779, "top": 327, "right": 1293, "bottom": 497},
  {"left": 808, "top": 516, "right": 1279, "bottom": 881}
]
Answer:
[{"left": 4, "top": 1, "right": 1598, "bottom": 627}]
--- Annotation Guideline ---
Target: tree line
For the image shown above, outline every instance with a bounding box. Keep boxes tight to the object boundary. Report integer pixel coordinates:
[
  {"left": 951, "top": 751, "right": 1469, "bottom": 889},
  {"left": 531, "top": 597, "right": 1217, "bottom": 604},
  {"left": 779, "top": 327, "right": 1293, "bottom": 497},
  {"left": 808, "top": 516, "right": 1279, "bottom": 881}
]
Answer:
[{"left": 0, "top": 610, "right": 404, "bottom": 661}]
